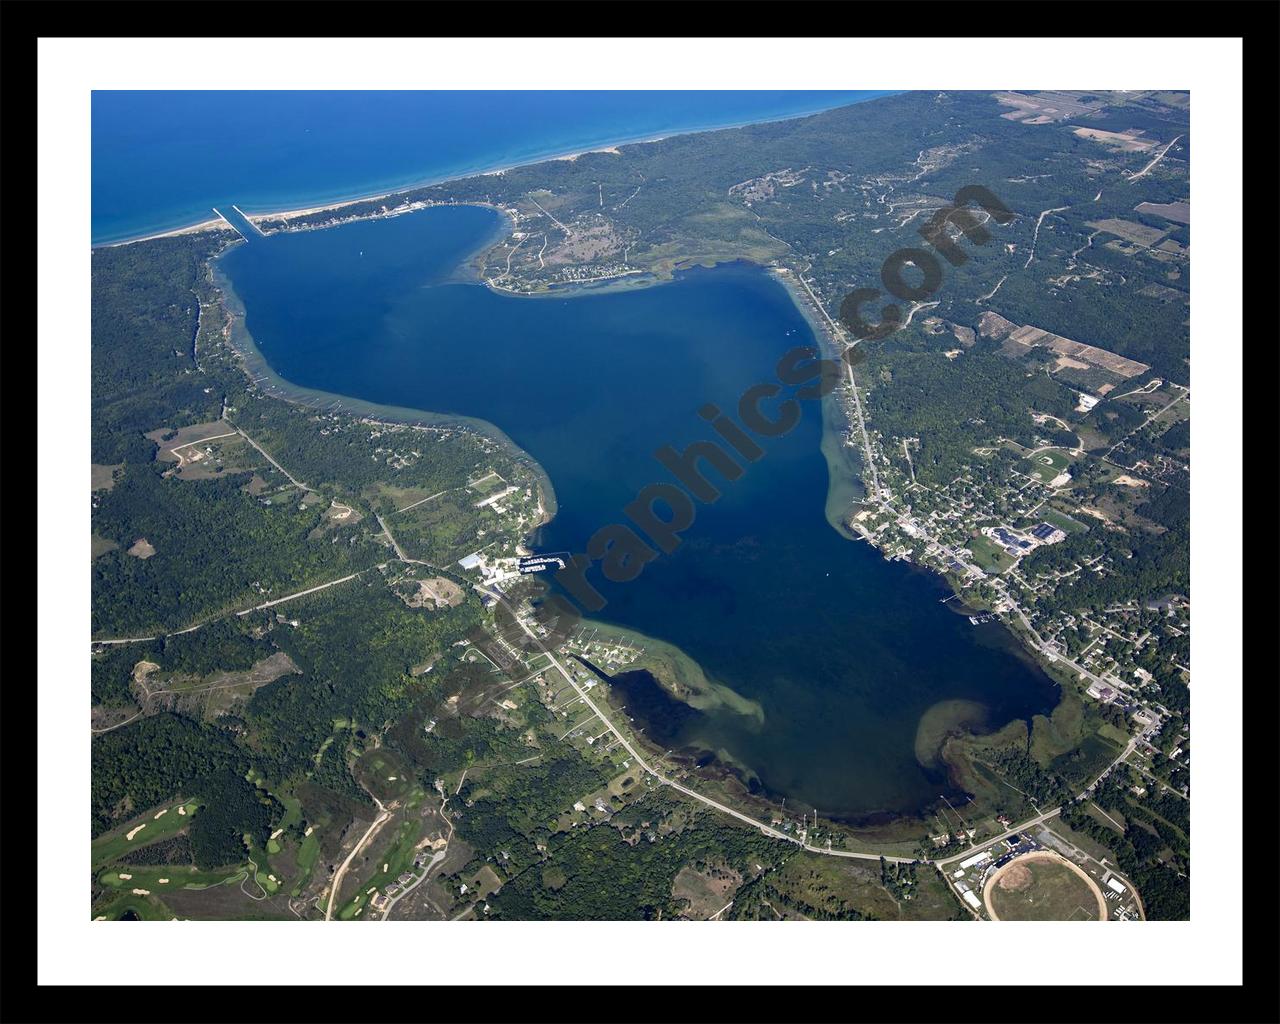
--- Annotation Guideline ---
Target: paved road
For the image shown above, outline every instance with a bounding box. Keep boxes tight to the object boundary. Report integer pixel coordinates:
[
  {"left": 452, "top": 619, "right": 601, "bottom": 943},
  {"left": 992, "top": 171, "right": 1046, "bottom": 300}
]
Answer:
[{"left": 934, "top": 807, "right": 1063, "bottom": 867}]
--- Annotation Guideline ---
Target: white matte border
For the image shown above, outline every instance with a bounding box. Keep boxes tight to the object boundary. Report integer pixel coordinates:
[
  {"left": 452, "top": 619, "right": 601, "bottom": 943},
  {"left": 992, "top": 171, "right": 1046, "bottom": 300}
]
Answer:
[{"left": 39, "top": 36, "right": 1241, "bottom": 986}]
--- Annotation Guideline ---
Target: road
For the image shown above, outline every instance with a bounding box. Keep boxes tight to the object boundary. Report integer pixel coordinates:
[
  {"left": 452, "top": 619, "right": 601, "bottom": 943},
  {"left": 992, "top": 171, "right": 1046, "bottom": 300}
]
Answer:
[
  {"left": 527, "top": 195, "right": 572, "bottom": 236},
  {"left": 1006, "top": 603, "right": 1111, "bottom": 688},
  {"left": 1024, "top": 206, "right": 1070, "bottom": 269},
  {"left": 325, "top": 793, "right": 390, "bottom": 921},
  {"left": 791, "top": 268, "right": 884, "bottom": 502},
  {"left": 380, "top": 847, "right": 448, "bottom": 921},
  {"left": 476, "top": 583, "right": 916, "bottom": 865},
  {"left": 229, "top": 420, "right": 313, "bottom": 491},
  {"left": 371, "top": 517, "right": 1135, "bottom": 885},
  {"left": 934, "top": 806, "right": 1063, "bottom": 867},
  {"left": 235, "top": 570, "right": 366, "bottom": 616},
  {"left": 1128, "top": 134, "right": 1182, "bottom": 181},
  {"left": 93, "top": 566, "right": 376, "bottom": 646},
  {"left": 934, "top": 733, "right": 1137, "bottom": 869},
  {"left": 169, "top": 430, "right": 237, "bottom": 468}
]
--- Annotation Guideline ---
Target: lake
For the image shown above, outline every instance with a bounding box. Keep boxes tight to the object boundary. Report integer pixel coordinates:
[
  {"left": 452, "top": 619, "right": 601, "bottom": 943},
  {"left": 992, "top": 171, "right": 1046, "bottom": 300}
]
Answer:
[
  {"left": 91, "top": 90, "right": 892, "bottom": 245},
  {"left": 221, "top": 204, "right": 1058, "bottom": 823}
]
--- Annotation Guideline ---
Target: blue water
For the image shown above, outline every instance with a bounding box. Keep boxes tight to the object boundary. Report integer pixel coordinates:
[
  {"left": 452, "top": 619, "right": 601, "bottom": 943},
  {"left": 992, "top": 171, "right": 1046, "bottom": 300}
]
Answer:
[
  {"left": 220, "top": 205, "right": 1059, "bottom": 822},
  {"left": 92, "top": 90, "right": 892, "bottom": 245}
]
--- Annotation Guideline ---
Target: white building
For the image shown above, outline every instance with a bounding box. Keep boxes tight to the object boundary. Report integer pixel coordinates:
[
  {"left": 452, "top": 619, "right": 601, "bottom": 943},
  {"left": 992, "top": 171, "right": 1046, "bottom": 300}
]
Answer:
[{"left": 958, "top": 850, "right": 992, "bottom": 870}]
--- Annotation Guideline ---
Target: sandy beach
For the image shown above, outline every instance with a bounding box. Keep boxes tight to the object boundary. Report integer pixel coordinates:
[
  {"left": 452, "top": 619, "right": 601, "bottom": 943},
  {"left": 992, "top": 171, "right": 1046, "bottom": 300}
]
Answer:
[
  {"left": 101, "top": 116, "right": 779, "bottom": 247},
  {"left": 102, "top": 216, "right": 235, "bottom": 248}
]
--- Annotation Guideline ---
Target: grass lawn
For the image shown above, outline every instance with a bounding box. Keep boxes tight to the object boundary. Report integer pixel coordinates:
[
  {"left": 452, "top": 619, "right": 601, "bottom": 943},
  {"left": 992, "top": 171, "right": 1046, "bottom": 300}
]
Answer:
[
  {"left": 1041, "top": 507, "right": 1089, "bottom": 534},
  {"left": 968, "top": 534, "right": 1016, "bottom": 574}
]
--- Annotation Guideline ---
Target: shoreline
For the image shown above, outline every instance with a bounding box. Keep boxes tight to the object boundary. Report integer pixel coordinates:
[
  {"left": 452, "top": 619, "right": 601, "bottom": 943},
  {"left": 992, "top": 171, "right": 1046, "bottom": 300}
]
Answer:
[
  {"left": 767, "top": 268, "right": 870, "bottom": 534},
  {"left": 201, "top": 182, "right": 1068, "bottom": 848},
  {"left": 94, "top": 95, "right": 896, "bottom": 249},
  {"left": 208, "top": 247, "right": 559, "bottom": 524},
  {"left": 101, "top": 216, "right": 236, "bottom": 248}
]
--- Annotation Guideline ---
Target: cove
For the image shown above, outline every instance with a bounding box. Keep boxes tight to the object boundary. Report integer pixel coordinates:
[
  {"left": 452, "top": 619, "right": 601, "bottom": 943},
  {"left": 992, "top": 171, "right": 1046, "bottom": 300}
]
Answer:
[{"left": 219, "top": 204, "right": 1059, "bottom": 822}]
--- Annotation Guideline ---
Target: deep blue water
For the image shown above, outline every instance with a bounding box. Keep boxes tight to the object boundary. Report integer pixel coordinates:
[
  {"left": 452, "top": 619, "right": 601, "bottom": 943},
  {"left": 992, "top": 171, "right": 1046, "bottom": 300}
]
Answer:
[
  {"left": 220, "top": 205, "right": 1059, "bottom": 822},
  {"left": 92, "top": 90, "right": 891, "bottom": 245}
]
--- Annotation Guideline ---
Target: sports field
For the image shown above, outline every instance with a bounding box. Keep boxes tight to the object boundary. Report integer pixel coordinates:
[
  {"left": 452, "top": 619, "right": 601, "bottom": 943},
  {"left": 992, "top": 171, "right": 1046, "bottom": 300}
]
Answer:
[{"left": 984, "top": 851, "right": 1106, "bottom": 921}]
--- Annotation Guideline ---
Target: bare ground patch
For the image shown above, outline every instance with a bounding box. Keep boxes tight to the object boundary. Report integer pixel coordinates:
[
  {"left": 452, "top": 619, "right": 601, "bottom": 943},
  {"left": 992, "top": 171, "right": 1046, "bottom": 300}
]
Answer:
[
  {"left": 131, "top": 651, "right": 302, "bottom": 720},
  {"left": 398, "top": 577, "right": 465, "bottom": 610},
  {"left": 127, "top": 538, "right": 157, "bottom": 559},
  {"left": 672, "top": 863, "right": 743, "bottom": 919}
]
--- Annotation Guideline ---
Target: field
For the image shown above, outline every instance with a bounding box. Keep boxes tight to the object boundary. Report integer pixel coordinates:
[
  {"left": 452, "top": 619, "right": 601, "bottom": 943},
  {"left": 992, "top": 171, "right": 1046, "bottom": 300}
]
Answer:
[
  {"left": 985, "top": 851, "right": 1106, "bottom": 921},
  {"left": 672, "top": 863, "right": 742, "bottom": 919},
  {"left": 967, "top": 534, "right": 1015, "bottom": 574},
  {"left": 1040, "top": 507, "right": 1089, "bottom": 535},
  {"left": 1086, "top": 218, "right": 1168, "bottom": 248},
  {"left": 1023, "top": 448, "right": 1072, "bottom": 483},
  {"left": 1134, "top": 201, "right": 1190, "bottom": 225},
  {"left": 1071, "top": 127, "right": 1158, "bottom": 152}
]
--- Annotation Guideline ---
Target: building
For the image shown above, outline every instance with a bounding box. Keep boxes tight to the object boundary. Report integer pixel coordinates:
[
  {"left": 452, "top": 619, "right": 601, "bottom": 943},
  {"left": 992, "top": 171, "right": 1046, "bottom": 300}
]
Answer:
[
  {"left": 991, "top": 526, "right": 1033, "bottom": 555},
  {"left": 962, "top": 890, "right": 982, "bottom": 910},
  {"left": 958, "top": 850, "right": 992, "bottom": 870},
  {"left": 1106, "top": 877, "right": 1128, "bottom": 895},
  {"left": 1031, "top": 523, "right": 1067, "bottom": 544}
]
